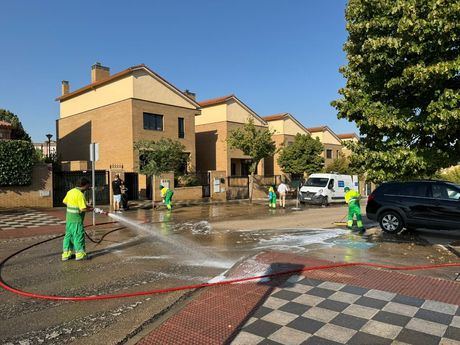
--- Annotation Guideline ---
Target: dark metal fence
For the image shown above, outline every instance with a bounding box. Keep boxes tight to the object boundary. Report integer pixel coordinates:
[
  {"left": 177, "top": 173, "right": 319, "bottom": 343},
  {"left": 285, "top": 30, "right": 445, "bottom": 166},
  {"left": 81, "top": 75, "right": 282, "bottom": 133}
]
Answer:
[{"left": 53, "top": 170, "right": 109, "bottom": 207}]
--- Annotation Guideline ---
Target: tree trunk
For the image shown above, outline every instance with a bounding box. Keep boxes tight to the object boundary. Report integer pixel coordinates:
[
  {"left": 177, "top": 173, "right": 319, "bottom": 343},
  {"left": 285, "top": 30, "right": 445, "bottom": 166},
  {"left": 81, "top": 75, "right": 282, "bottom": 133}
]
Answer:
[
  {"left": 152, "top": 175, "right": 156, "bottom": 209},
  {"left": 249, "top": 173, "right": 254, "bottom": 203}
]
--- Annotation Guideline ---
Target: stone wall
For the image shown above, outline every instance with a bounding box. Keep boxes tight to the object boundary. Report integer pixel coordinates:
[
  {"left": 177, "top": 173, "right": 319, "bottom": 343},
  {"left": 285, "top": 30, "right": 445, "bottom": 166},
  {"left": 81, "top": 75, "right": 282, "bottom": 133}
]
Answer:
[{"left": 0, "top": 164, "right": 53, "bottom": 208}]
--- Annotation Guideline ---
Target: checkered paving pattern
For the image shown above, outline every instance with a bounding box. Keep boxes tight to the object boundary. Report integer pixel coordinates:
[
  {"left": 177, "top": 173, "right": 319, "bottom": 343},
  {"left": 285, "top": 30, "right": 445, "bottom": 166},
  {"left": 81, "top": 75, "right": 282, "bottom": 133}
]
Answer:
[
  {"left": 233, "top": 276, "right": 460, "bottom": 345},
  {"left": 0, "top": 209, "right": 65, "bottom": 230}
]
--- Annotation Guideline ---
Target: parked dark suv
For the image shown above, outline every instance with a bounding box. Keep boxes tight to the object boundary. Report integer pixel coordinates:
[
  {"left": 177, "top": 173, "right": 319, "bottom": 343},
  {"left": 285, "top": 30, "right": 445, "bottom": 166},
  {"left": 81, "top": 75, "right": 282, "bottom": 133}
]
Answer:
[{"left": 366, "top": 180, "right": 460, "bottom": 233}]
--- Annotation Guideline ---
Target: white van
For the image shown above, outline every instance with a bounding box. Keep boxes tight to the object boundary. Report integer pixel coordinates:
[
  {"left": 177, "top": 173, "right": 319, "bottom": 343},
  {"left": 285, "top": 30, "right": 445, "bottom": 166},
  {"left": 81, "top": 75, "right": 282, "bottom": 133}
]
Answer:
[{"left": 299, "top": 173, "right": 358, "bottom": 205}]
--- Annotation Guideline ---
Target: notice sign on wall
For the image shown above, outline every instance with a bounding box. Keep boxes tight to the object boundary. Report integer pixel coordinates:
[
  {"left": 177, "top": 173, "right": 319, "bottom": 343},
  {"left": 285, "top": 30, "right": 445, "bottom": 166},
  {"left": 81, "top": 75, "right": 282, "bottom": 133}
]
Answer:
[
  {"left": 160, "top": 179, "right": 170, "bottom": 189},
  {"left": 213, "top": 178, "right": 220, "bottom": 193}
]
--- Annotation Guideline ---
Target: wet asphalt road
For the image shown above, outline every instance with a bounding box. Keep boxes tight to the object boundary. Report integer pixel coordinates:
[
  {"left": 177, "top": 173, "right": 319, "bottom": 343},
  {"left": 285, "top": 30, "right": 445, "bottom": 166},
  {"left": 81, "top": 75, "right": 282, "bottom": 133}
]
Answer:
[{"left": 0, "top": 203, "right": 459, "bottom": 345}]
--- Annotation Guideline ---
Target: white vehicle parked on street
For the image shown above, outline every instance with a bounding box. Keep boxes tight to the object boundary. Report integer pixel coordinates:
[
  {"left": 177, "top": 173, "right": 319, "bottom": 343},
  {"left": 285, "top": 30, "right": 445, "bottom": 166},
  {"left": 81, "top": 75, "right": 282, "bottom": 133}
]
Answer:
[{"left": 299, "top": 173, "right": 358, "bottom": 205}]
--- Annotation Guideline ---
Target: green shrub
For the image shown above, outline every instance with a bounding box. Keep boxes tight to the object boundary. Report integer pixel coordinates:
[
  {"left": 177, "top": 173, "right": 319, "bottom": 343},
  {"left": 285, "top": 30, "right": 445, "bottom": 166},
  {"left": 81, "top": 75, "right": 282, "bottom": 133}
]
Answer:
[
  {"left": 0, "top": 140, "right": 36, "bottom": 186},
  {"left": 440, "top": 166, "right": 460, "bottom": 184}
]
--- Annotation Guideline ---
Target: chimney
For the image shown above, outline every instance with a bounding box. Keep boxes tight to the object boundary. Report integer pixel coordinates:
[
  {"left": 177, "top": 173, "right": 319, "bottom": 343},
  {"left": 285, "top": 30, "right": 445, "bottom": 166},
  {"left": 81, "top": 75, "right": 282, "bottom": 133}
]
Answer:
[
  {"left": 184, "top": 89, "right": 196, "bottom": 101},
  {"left": 61, "top": 80, "right": 70, "bottom": 95},
  {"left": 91, "top": 62, "right": 110, "bottom": 83}
]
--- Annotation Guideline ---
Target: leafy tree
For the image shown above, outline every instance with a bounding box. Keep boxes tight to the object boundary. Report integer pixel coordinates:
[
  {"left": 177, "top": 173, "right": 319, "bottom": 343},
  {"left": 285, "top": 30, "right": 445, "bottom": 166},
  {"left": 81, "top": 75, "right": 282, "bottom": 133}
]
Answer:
[
  {"left": 134, "top": 138, "right": 189, "bottom": 205},
  {"left": 0, "top": 109, "right": 31, "bottom": 141},
  {"left": 324, "top": 153, "right": 352, "bottom": 175},
  {"left": 332, "top": 0, "right": 460, "bottom": 182},
  {"left": 278, "top": 134, "right": 324, "bottom": 177},
  {"left": 0, "top": 140, "right": 36, "bottom": 186},
  {"left": 439, "top": 166, "right": 460, "bottom": 184},
  {"left": 228, "top": 118, "right": 276, "bottom": 201}
]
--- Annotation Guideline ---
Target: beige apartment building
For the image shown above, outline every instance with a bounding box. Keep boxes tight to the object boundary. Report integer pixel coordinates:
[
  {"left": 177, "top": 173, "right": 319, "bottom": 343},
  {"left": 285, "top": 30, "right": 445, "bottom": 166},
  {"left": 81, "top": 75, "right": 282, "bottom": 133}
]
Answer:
[
  {"left": 337, "top": 133, "right": 359, "bottom": 157},
  {"left": 56, "top": 63, "right": 200, "bottom": 196},
  {"left": 0, "top": 121, "right": 12, "bottom": 140},
  {"left": 195, "top": 94, "right": 267, "bottom": 176},
  {"left": 307, "top": 126, "right": 343, "bottom": 167},
  {"left": 262, "top": 113, "right": 310, "bottom": 177}
]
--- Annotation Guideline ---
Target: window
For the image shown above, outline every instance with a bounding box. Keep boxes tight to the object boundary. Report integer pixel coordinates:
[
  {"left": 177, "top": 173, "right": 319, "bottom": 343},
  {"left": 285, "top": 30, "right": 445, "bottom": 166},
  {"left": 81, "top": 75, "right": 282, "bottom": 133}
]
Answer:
[
  {"left": 143, "top": 113, "right": 163, "bottom": 131},
  {"left": 326, "top": 149, "right": 332, "bottom": 159},
  {"left": 397, "top": 183, "right": 429, "bottom": 197},
  {"left": 432, "top": 184, "right": 460, "bottom": 200},
  {"left": 178, "top": 117, "right": 185, "bottom": 138},
  {"left": 304, "top": 177, "right": 329, "bottom": 187}
]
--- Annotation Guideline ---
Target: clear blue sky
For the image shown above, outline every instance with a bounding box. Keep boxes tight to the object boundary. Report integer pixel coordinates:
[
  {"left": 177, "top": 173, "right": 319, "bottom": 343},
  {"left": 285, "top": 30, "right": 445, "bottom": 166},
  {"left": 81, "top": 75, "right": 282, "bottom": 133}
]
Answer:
[{"left": 0, "top": 0, "right": 353, "bottom": 142}]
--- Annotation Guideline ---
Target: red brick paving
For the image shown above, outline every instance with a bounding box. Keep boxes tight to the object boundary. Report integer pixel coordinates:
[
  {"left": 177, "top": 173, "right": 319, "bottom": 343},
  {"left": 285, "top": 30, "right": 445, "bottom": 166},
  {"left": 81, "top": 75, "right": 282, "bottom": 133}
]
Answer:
[{"left": 137, "top": 253, "right": 460, "bottom": 345}]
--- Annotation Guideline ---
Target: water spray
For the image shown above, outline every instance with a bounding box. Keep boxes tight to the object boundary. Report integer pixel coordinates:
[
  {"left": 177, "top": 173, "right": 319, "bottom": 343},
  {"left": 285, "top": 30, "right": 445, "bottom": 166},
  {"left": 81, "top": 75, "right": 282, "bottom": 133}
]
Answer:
[{"left": 93, "top": 207, "right": 108, "bottom": 216}]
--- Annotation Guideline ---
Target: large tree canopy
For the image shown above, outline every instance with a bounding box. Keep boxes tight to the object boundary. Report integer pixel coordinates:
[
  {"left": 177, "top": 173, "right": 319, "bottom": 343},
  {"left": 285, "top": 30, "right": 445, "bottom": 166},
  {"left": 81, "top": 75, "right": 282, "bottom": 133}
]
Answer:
[
  {"left": 277, "top": 134, "right": 324, "bottom": 176},
  {"left": 0, "top": 109, "right": 31, "bottom": 141},
  {"left": 332, "top": 0, "right": 460, "bottom": 182},
  {"left": 228, "top": 118, "right": 276, "bottom": 176},
  {"left": 134, "top": 138, "right": 188, "bottom": 177}
]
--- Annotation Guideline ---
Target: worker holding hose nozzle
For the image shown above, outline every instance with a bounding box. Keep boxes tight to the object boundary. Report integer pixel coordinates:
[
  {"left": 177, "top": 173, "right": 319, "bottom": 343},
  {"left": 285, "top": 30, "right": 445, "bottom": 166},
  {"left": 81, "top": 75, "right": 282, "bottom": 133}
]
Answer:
[
  {"left": 62, "top": 178, "right": 93, "bottom": 261},
  {"left": 344, "top": 186, "right": 364, "bottom": 232},
  {"left": 160, "top": 184, "right": 174, "bottom": 210}
]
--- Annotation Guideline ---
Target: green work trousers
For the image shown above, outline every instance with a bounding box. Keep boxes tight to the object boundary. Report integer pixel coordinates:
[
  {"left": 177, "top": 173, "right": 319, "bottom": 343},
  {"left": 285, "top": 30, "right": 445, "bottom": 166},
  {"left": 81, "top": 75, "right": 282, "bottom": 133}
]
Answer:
[
  {"left": 165, "top": 190, "right": 174, "bottom": 210},
  {"left": 63, "top": 221, "right": 85, "bottom": 253},
  {"left": 347, "top": 201, "right": 363, "bottom": 229}
]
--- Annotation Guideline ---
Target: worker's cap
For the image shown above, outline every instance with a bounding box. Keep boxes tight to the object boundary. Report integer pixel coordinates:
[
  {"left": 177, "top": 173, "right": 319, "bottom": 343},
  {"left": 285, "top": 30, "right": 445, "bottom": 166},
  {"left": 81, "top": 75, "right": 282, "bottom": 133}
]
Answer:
[{"left": 344, "top": 186, "right": 350, "bottom": 192}]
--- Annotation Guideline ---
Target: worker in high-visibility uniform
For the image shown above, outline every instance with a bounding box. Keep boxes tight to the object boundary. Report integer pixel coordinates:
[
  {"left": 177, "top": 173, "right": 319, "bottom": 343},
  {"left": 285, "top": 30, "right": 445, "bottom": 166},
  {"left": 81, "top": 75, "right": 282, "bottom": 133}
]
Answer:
[
  {"left": 344, "top": 186, "right": 364, "bottom": 231},
  {"left": 160, "top": 185, "right": 174, "bottom": 210},
  {"left": 62, "top": 178, "right": 93, "bottom": 261},
  {"left": 268, "top": 186, "right": 277, "bottom": 209}
]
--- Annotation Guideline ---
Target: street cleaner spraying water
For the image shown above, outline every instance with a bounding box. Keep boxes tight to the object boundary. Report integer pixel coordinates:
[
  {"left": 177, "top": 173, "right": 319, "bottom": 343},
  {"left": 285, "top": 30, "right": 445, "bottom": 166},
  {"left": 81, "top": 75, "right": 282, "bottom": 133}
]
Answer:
[
  {"left": 160, "top": 184, "right": 174, "bottom": 210},
  {"left": 62, "top": 178, "right": 93, "bottom": 261},
  {"left": 344, "top": 186, "right": 365, "bottom": 232}
]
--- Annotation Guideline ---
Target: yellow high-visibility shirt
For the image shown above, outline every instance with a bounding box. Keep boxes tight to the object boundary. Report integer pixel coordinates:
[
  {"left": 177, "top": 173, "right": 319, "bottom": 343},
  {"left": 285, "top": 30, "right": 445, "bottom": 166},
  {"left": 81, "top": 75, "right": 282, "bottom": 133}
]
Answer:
[
  {"left": 63, "top": 188, "right": 87, "bottom": 223},
  {"left": 345, "top": 190, "right": 360, "bottom": 204}
]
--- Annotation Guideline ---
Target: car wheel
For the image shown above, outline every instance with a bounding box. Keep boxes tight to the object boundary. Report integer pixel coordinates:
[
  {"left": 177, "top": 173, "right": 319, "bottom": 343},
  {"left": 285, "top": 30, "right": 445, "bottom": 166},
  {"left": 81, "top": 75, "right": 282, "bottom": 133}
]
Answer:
[{"left": 379, "top": 211, "right": 404, "bottom": 233}]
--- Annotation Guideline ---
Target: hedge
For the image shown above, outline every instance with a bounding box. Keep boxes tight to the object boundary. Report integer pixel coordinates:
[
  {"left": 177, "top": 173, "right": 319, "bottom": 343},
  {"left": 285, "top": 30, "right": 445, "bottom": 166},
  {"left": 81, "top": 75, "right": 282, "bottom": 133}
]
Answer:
[{"left": 0, "top": 140, "right": 36, "bottom": 186}]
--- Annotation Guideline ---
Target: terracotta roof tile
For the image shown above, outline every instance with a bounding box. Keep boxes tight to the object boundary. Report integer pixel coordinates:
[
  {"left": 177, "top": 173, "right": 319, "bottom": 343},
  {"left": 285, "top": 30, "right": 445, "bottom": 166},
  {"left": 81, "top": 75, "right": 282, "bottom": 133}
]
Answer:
[
  {"left": 56, "top": 64, "right": 145, "bottom": 101},
  {"left": 198, "top": 94, "right": 235, "bottom": 107},
  {"left": 306, "top": 126, "right": 327, "bottom": 133},
  {"left": 55, "top": 64, "right": 200, "bottom": 107},
  {"left": 337, "top": 133, "right": 359, "bottom": 139},
  {"left": 262, "top": 113, "right": 288, "bottom": 121},
  {"left": 0, "top": 121, "right": 12, "bottom": 128}
]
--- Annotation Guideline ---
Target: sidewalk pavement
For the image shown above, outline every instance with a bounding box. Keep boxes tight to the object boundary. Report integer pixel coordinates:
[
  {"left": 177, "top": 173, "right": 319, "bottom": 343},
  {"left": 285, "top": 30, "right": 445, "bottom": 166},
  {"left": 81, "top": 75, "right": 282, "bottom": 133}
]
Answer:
[
  {"left": 136, "top": 252, "right": 460, "bottom": 345},
  {"left": 0, "top": 208, "right": 116, "bottom": 239}
]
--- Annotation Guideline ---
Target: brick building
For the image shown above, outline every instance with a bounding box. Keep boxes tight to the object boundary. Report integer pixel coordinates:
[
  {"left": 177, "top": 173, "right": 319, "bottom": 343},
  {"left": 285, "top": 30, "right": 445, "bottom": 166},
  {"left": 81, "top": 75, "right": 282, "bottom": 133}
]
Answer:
[
  {"left": 195, "top": 94, "right": 267, "bottom": 176},
  {"left": 56, "top": 63, "right": 200, "bottom": 197},
  {"left": 262, "top": 113, "right": 310, "bottom": 178},
  {"left": 337, "top": 132, "right": 359, "bottom": 157},
  {"left": 306, "top": 126, "right": 344, "bottom": 167},
  {"left": 0, "top": 121, "right": 12, "bottom": 140}
]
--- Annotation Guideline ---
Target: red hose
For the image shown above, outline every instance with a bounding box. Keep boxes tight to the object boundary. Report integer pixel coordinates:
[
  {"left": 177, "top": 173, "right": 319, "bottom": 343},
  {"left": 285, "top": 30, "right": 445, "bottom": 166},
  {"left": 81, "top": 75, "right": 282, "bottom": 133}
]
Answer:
[{"left": 1, "top": 261, "right": 459, "bottom": 301}]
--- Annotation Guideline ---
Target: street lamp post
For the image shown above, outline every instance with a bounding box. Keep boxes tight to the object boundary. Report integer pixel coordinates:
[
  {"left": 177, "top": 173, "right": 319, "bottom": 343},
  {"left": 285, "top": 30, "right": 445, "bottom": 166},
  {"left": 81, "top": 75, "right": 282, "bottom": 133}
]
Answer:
[{"left": 45, "top": 134, "right": 53, "bottom": 158}]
